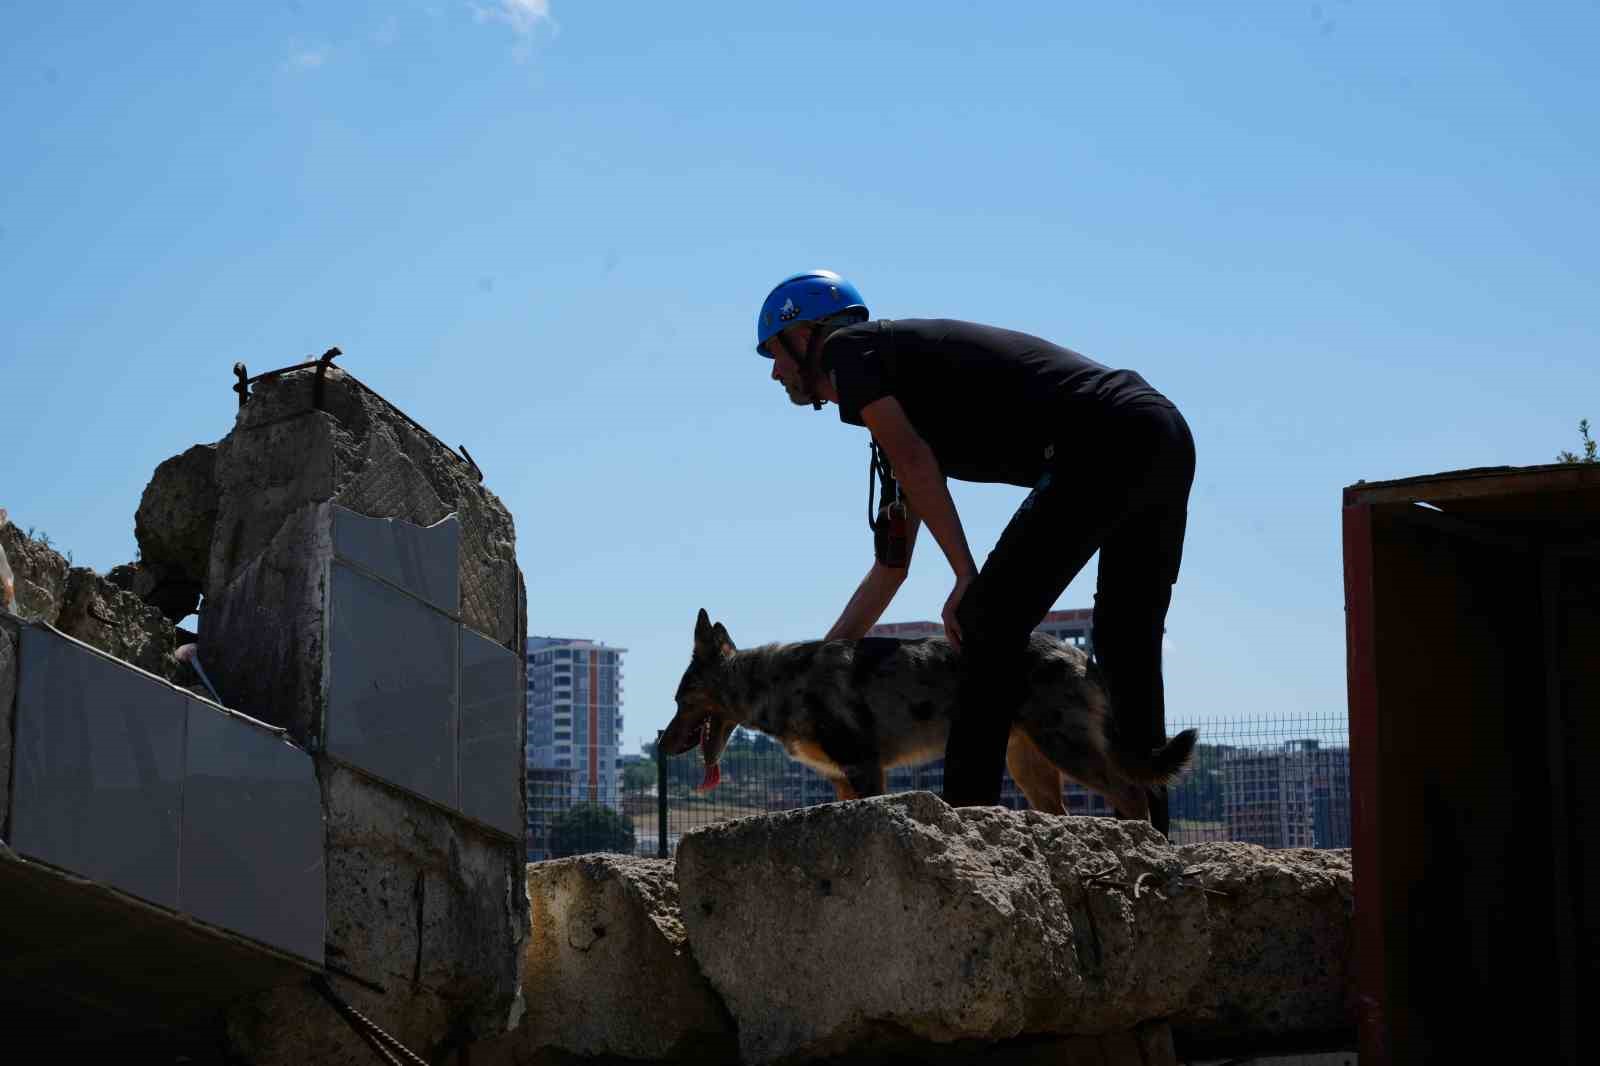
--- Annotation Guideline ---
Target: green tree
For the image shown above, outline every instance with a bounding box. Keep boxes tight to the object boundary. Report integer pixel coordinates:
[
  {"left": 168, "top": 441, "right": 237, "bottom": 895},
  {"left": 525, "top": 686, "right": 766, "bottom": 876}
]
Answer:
[
  {"left": 1557, "top": 418, "right": 1596, "bottom": 464},
  {"left": 548, "top": 803, "right": 636, "bottom": 858},
  {"left": 622, "top": 759, "right": 656, "bottom": 792}
]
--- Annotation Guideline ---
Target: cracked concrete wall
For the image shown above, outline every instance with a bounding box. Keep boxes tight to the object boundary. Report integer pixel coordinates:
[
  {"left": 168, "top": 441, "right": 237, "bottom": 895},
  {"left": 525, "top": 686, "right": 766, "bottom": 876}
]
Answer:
[
  {"left": 201, "top": 367, "right": 525, "bottom": 744},
  {"left": 225, "top": 763, "right": 526, "bottom": 1064},
  {"left": 194, "top": 366, "right": 529, "bottom": 1062}
]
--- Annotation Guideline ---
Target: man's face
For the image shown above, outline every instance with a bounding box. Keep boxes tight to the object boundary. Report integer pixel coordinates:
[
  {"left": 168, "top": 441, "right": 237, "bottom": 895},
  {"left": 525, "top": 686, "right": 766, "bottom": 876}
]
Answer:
[{"left": 765, "top": 324, "right": 816, "bottom": 406}]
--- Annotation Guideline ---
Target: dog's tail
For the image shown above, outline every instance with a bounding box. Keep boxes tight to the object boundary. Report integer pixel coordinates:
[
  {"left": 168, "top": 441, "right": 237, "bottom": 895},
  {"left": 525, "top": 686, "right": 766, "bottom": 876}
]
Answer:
[{"left": 1118, "top": 728, "right": 1199, "bottom": 785}]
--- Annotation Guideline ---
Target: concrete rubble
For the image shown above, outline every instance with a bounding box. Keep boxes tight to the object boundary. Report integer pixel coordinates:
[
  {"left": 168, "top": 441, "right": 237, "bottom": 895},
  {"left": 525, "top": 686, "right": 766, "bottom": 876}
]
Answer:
[
  {"left": 1173, "top": 842, "right": 1356, "bottom": 1052},
  {"left": 479, "top": 796, "right": 1352, "bottom": 1065},
  {"left": 200, "top": 366, "right": 525, "bottom": 745},
  {"left": 199, "top": 366, "right": 530, "bottom": 1061},
  {"left": 0, "top": 521, "right": 71, "bottom": 625},
  {"left": 1, "top": 361, "right": 1358, "bottom": 1065},
  {"left": 2, "top": 361, "right": 530, "bottom": 1063},
  {"left": 56, "top": 566, "right": 177, "bottom": 679},
  {"left": 225, "top": 763, "right": 527, "bottom": 1066},
  {"left": 675, "top": 793, "right": 1209, "bottom": 1064},
  {"left": 0, "top": 521, "right": 182, "bottom": 683},
  {"left": 134, "top": 442, "right": 219, "bottom": 621},
  {"left": 475, "top": 856, "right": 737, "bottom": 1065}
]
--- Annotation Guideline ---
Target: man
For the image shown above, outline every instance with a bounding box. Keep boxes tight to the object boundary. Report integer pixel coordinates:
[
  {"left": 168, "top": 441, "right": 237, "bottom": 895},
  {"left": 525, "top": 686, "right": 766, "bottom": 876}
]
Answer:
[{"left": 756, "top": 270, "right": 1195, "bottom": 834}]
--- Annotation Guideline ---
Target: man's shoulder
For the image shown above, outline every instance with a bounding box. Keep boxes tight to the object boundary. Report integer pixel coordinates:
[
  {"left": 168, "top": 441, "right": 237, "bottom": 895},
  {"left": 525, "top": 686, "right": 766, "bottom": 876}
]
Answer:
[{"left": 820, "top": 320, "right": 887, "bottom": 369}]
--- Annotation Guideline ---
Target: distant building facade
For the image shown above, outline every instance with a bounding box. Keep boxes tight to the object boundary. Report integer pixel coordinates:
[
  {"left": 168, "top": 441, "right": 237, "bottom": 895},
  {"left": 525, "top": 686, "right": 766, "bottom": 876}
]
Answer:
[
  {"left": 869, "top": 608, "right": 1093, "bottom": 650},
  {"left": 1223, "top": 739, "right": 1351, "bottom": 849},
  {"left": 525, "top": 637, "right": 626, "bottom": 858}
]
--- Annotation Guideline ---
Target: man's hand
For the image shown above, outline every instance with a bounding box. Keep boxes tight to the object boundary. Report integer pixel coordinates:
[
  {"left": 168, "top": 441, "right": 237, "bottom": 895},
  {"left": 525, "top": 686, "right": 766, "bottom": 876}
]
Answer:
[{"left": 942, "top": 572, "right": 976, "bottom": 652}]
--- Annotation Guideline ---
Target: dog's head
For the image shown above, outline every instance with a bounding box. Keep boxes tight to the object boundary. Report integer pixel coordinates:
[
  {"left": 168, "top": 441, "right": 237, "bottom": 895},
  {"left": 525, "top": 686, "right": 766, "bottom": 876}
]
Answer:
[{"left": 660, "top": 609, "right": 742, "bottom": 788}]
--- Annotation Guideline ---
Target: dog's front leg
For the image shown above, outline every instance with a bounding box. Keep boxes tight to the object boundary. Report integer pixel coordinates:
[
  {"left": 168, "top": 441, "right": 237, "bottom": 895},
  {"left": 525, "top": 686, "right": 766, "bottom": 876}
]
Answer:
[{"left": 832, "top": 764, "right": 885, "bottom": 800}]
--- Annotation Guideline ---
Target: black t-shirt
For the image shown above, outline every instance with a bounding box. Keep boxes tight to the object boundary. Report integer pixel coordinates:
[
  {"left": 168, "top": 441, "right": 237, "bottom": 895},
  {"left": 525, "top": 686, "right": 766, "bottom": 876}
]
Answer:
[{"left": 822, "top": 318, "right": 1173, "bottom": 487}]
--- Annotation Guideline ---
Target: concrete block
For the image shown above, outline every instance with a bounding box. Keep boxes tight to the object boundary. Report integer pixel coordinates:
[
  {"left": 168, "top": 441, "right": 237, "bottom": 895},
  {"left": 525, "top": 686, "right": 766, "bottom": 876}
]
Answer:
[
  {"left": 134, "top": 443, "right": 218, "bottom": 620},
  {"left": 513, "top": 856, "right": 736, "bottom": 1063},
  {"left": 1172, "top": 843, "right": 1356, "bottom": 1052},
  {"left": 676, "top": 793, "right": 1209, "bottom": 1065},
  {"left": 206, "top": 366, "right": 522, "bottom": 650},
  {"left": 225, "top": 762, "right": 527, "bottom": 1065}
]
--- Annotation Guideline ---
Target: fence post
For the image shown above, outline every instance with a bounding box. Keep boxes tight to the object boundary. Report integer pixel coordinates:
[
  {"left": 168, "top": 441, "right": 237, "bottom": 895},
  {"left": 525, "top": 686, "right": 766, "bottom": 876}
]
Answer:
[{"left": 656, "top": 729, "right": 668, "bottom": 859}]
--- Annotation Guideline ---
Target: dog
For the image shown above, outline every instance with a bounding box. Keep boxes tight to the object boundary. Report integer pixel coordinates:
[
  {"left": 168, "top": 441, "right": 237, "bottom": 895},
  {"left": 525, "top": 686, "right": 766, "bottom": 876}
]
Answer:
[{"left": 659, "top": 609, "right": 1198, "bottom": 820}]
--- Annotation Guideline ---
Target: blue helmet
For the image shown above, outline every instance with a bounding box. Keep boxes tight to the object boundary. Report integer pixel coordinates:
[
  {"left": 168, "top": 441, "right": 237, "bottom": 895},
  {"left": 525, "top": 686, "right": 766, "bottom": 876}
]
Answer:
[{"left": 756, "top": 270, "right": 868, "bottom": 356}]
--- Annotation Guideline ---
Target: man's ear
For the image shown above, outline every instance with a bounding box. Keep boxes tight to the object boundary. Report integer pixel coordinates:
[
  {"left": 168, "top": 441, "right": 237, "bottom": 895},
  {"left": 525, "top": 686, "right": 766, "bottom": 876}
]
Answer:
[{"left": 711, "top": 621, "right": 735, "bottom": 658}]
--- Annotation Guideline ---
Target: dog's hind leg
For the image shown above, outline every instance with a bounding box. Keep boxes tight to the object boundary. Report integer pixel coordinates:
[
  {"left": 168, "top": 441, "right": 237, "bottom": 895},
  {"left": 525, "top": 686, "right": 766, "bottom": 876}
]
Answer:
[
  {"left": 1058, "top": 766, "right": 1150, "bottom": 822},
  {"left": 1006, "top": 729, "right": 1065, "bottom": 815},
  {"left": 1023, "top": 725, "right": 1153, "bottom": 823},
  {"left": 1106, "top": 782, "right": 1150, "bottom": 822}
]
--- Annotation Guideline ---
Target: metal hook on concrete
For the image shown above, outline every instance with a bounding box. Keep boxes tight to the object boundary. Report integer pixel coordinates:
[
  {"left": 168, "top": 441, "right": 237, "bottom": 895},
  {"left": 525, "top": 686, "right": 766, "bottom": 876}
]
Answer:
[{"left": 312, "top": 347, "right": 343, "bottom": 411}]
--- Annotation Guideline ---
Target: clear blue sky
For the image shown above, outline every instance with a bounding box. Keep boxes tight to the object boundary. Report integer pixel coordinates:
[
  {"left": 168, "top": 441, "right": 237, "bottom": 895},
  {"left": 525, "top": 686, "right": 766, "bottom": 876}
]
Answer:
[{"left": 3, "top": 2, "right": 1595, "bottom": 752}]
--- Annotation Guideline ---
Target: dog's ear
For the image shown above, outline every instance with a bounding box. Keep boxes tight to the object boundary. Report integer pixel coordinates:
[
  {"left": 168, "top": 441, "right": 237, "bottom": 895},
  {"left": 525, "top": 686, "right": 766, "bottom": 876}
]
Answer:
[
  {"left": 694, "top": 608, "right": 715, "bottom": 655},
  {"left": 711, "top": 621, "right": 735, "bottom": 658}
]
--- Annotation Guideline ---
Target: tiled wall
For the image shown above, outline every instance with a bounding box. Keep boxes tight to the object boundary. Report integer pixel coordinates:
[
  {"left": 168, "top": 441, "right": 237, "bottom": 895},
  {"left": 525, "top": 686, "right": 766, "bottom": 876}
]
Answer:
[
  {"left": 324, "top": 506, "right": 522, "bottom": 840},
  {"left": 9, "top": 625, "right": 325, "bottom": 964}
]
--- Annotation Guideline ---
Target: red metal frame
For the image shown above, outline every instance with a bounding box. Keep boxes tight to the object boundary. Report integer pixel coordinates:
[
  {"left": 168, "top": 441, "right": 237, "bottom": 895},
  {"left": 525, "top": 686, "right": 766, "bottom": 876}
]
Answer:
[{"left": 1341, "top": 500, "right": 1386, "bottom": 1064}]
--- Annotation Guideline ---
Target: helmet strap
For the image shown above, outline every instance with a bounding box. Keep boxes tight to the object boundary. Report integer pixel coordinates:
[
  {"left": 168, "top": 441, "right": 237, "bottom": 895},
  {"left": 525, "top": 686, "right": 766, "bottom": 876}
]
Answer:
[{"left": 801, "top": 325, "right": 828, "bottom": 411}]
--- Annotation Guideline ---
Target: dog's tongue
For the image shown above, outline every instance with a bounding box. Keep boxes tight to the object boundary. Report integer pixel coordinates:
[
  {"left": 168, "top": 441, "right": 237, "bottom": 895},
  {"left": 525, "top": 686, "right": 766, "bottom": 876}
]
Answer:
[
  {"left": 693, "top": 718, "right": 722, "bottom": 792},
  {"left": 694, "top": 762, "right": 722, "bottom": 792}
]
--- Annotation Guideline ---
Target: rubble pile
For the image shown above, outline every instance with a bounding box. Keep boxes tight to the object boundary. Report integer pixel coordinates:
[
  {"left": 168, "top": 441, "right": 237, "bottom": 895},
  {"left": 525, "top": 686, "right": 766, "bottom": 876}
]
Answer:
[{"left": 478, "top": 795, "right": 1355, "bottom": 1066}]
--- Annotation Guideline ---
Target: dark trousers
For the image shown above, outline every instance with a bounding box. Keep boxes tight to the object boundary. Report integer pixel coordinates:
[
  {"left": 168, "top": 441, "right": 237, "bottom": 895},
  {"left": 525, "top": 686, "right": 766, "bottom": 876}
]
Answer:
[{"left": 942, "top": 403, "right": 1196, "bottom": 836}]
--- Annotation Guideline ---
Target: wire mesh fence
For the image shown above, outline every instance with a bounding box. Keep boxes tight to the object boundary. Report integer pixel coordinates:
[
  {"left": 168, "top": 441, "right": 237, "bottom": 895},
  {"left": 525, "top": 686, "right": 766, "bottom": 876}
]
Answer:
[{"left": 525, "top": 712, "right": 1351, "bottom": 861}]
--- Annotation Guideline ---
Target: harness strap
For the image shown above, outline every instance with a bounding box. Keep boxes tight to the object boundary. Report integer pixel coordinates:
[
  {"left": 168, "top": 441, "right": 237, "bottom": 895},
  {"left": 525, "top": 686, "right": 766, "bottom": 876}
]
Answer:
[{"left": 868, "top": 440, "right": 901, "bottom": 531}]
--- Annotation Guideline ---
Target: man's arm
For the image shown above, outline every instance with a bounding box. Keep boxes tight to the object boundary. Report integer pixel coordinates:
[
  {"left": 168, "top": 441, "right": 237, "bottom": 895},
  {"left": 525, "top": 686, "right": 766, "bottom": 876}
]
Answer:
[
  {"left": 859, "top": 397, "right": 977, "bottom": 586},
  {"left": 825, "top": 511, "right": 923, "bottom": 640}
]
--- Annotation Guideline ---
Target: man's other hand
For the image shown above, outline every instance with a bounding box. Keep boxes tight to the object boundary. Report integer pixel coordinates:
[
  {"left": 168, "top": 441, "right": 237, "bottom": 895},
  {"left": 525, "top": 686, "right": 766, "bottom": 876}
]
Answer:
[{"left": 942, "top": 572, "right": 976, "bottom": 652}]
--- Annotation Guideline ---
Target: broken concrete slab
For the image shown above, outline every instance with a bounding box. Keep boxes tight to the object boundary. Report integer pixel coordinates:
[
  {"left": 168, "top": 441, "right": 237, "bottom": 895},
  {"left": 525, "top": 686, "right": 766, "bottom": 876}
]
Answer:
[
  {"left": 509, "top": 856, "right": 737, "bottom": 1064},
  {"left": 56, "top": 566, "right": 178, "bottom": 681},
  {"left": 676, "top": 793, "right": 1209, "bottom": 1065},
  {"left": 10, "top": 625, "right": 186, "bottom": 910},
  {"left": 200, "top": 501, "right": 332, "bottom": 740},
  {"left": 326, "top": 762, "right": 523, "bottom": 1020},
  {"left": 6, "top": 621, "right": 324, "bottom": 962},
  {"left": 226, "top": 761, "right": 527, "bottom": 1065},
  {"left": 135, "top": 443, "right": 218, "bottom": 621},
  {"left": 1172, "top": 843, "right": 1355, "bottom": 1055},
  {"left": 206, "top": 366, "right": 522, "bottom": 649}
]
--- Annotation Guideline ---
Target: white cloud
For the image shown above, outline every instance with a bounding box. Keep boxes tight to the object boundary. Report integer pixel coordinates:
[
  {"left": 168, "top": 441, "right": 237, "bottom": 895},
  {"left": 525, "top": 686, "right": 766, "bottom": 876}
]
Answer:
[{"left": 474, "top": 0, "right": 553, "bottom": 36}]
